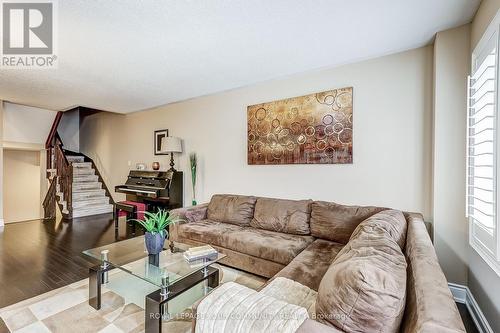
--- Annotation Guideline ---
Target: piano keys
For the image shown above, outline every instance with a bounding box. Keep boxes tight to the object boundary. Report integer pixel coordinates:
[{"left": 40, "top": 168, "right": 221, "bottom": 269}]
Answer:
[{"left": 115, "top": 170, "right": 183, "bottom": 211}]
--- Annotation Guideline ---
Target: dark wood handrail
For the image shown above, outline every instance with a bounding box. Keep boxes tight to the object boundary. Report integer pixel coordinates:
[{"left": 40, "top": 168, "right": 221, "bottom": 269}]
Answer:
[
  {"left": 43, "top": 109, "right": 80, "bottom": 219},
  {"left": 45, "top": 111, "right": 63, "bottom": 149},
  {"left": 55, "top": 134, "right": 69, "bottom": 166},
  {"left": 55, "top": 142, "right": 72, "bottom": 216}
]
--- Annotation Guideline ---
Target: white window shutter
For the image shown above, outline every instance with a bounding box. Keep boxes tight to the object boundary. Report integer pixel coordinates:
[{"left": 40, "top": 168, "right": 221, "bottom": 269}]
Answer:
[{"left": 468, "top": 25, "right": 500, "bottom": 274}]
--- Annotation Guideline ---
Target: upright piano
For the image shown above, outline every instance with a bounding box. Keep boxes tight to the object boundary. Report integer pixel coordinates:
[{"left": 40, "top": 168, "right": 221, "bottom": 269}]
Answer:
[{"left": 115, "top": 170, "right": 183, "bottom": 211}]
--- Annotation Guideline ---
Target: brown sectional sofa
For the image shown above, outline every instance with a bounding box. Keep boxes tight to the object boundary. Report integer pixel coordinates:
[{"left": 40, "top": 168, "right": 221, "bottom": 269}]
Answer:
[{"left": 170, "top": 194, "right": 466, "bottom": 333}]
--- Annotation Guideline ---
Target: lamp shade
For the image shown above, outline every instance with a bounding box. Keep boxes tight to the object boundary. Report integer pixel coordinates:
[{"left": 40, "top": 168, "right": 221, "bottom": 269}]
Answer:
[{"left": 160, "top": 136, "right": 182, "bottom": 153}]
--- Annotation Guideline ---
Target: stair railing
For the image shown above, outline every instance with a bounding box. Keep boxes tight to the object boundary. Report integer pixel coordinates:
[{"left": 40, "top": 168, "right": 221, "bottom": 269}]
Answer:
[
  {"left": 43, "top": 111, "right": 64, "bottom": 219},
  {"left": 45, "top": 111, "right": 63, "bottom": 172},
  {"left": 54, "top": 138, "right": 73, "bottom": 217}
]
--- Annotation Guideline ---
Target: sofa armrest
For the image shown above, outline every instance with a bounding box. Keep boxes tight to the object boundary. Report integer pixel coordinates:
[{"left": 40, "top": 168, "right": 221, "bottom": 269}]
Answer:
[
  {"left": 170, "top": 203, "right": 208, "bottom": 222},
  {"left": 169, "top": 203, "right": 208, "bottom": 242},
  {"left": 401, "top": 212, "right": 466, "bottom": 333}
]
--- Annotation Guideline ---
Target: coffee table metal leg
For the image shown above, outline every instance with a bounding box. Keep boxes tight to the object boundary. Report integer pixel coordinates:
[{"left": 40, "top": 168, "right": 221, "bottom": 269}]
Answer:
[
  {"left": 89, "top": 265, "right": 103, "bottom": 309},
  {"left": 208, "top": 268, "right": 219, "bottom": 289},
  {"left": 144, "top": 266, "right": 220, "bottom": 333},
  {"left": 145, "top": 295, "right": 164, "bottom": 333},
  {"left": 88, "top": 257, "right": 113, "bottom": 310},
  {"left": 204, "top": 267, "right": 219, "bottom": 295}
]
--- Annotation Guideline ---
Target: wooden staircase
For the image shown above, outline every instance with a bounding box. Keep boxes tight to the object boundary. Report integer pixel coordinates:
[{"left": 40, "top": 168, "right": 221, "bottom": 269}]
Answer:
[{"left": 43, "top": 111, "right": 114, "bottom": 219}]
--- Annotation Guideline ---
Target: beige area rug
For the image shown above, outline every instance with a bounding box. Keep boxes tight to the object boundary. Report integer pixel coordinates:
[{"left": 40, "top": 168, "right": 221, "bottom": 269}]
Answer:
[{"left": 0, "top": 264, "right": 267, "bottom": 333}]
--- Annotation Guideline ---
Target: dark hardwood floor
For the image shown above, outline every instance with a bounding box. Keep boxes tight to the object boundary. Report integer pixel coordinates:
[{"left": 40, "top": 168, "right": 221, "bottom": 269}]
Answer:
[{"left": 0, "top": 214, "right": 142, "bottom": 308}]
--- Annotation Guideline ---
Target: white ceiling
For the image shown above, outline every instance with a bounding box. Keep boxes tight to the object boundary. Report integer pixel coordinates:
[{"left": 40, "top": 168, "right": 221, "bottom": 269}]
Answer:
[{"left": 0, "top": 0, "right": 480, "bottom": 113}]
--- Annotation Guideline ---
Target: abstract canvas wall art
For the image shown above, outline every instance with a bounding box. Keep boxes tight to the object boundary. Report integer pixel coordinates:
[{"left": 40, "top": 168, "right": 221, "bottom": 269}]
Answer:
[{"left": 247, "top": 87, "right": 353, "bottom": 165}]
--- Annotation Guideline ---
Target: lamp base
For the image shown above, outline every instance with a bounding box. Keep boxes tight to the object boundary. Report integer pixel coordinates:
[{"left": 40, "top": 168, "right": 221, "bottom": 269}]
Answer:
[{"left": 169, "top": 153, "right": 176, "bottom": 171}]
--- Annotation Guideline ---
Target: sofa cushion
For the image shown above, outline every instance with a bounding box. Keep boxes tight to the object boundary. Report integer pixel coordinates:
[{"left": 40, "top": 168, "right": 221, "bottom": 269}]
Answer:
[
  {"left": 207, "top": 194, "right": 257, "bottom": 226},
  {"left": 250, "top": 197, "right": 312, "bottom": 235},
  {"left": 195, "top": 282, "right": 309, "bottom": 333},
  {"left": 178, "top": 219, "right": 313, "bottom": 265},
  {"left": 315, "top": 220, "right": 407, "bottom": 333},
  {"left": 177, "top": 219, "right": 244, "bottom": 247},
  {"left": 272, "top": 239, "right": 344, "bottom": 291},
  {"left": 223, "top": 227, "right": 314, "bottom": 265},
  {"left": 310, "top": 201, "right": 386, "bottom": 243},
  {"left": 349, "top": 209, "right": 407, "bottom": 250}
]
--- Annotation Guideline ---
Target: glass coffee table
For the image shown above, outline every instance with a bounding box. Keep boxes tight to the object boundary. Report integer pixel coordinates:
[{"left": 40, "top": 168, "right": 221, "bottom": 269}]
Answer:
[{"left": 82, "top": 236, "right": 225, "bottom": 333}]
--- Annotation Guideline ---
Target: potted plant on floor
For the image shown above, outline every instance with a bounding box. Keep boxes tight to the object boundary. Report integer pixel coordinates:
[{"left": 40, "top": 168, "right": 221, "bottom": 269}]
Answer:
[{"left": 131, "top": 210, "right": 182, "bottom": 255}]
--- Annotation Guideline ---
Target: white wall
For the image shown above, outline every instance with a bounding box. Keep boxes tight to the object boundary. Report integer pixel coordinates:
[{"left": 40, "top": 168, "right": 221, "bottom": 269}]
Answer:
[
  {"left": 3, "top": 150, "right": 42, "bottom": 223},
  {"left": 3, "top": 103, "right": 56, "bottom": 144},
  {"left": 58, "top": 108, "right": 79, "bottom": 152},
  {"left": 471, "top": 0, "right": 500, "bottom": 48},
  {"left": 81, "top": 46, "right": 433, "bottom": 218},
  {"left": 432, "top": 24, "right": 470, "bottom": 285}
]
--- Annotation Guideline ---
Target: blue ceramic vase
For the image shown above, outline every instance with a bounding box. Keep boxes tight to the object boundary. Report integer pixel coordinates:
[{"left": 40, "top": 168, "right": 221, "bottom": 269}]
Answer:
[{"left": 144, "top": 232, "right": 167, "bottom": 255}]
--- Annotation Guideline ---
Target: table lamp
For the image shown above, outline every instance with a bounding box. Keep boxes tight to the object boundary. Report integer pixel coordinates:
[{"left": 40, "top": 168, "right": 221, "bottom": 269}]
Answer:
[{"left": 160, "top": 136, "right": 182, "bottom": 171}]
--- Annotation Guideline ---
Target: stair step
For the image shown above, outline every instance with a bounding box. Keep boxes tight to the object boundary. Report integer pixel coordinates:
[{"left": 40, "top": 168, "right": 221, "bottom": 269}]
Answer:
[
  {"left": 72, "top": 197, "right": 110, "bottom": 208},
  {"left": 72, "top": 204, "right": 113, "bottom": 218},
  {"left": 73, "top": 168, "right": 95, "bottom": 176},
  {"left": 73, "top": 182, "right": 102, "bottom": 192},
  {"left": 72, "top": 189, "right": 106, "bottom": 200},
  {"left": 67, "top": 156, "right": 85, "bottom": 163},
  {"left": 73, "top": 175, "right": 99, "bottom": 183},
  {"left": 72, "top": 162, "right": 92, "bottom": 169}
]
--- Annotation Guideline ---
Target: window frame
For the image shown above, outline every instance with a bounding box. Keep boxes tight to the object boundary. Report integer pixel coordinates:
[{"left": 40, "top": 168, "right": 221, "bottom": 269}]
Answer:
[{"left": 469, "top": 9, "right": 500, "bottom": 277}]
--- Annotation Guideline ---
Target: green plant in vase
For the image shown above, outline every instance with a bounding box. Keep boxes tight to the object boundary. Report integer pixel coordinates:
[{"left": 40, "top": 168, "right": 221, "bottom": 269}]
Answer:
[
  {"left": 190, "top": 153, "right": 197, "bottom": 206},
  {"left": 130, "top": 210, "right": 182, "bottom": 255}
]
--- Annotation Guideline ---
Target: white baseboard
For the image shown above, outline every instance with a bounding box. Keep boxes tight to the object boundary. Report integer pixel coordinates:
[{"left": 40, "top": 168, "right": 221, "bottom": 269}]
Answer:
[
  {"left": 0, "top": 218, "right": 4, "bottom": 227},
  {"left": 449, "top": 283, "right": 467, "bottom": 303},
  {"left": 448, "top": 283, "right": 493, "bottom": 333}
]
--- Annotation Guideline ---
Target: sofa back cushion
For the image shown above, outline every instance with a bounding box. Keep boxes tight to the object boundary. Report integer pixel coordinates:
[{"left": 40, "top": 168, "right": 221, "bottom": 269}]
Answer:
[
  {"left": 250, "top": 197, "right": 312, "bottom": 235},
  {"left": 310, "top": 201, "right": 386, "bottom": 244},
  {"left": 315, "top": 210, "right": 407, "bottom": 333},
  {"left": 207, "top": 194, "right": 257, "bottom": 226},
  {"left": 349, "top": 209, "right": 407, "bottom": 250}
]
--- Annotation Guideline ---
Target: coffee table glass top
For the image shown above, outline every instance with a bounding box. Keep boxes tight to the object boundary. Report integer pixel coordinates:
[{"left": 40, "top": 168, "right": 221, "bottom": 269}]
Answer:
[{"left": 82, "top": 236, "right": 225, "bottom": 288}]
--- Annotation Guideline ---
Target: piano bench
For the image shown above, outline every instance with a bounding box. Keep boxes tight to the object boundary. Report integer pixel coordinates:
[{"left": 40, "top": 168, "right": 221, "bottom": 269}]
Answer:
[{"left": 114, "top": 201, "right": 140, "bottom": 230}]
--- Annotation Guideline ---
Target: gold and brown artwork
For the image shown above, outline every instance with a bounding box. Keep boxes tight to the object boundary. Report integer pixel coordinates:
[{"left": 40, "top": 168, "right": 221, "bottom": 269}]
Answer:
[{"left": 247, "top": 87, "right": 353, "bottom": 165}]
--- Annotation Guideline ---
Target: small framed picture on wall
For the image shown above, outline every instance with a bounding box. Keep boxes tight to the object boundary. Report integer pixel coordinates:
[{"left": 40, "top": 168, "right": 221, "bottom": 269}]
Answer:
[{"left": 154, "top": 129, "right": 169, "bottom": 155}]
